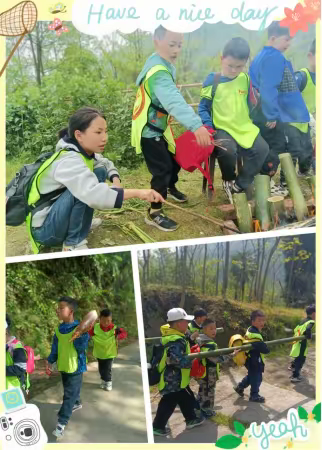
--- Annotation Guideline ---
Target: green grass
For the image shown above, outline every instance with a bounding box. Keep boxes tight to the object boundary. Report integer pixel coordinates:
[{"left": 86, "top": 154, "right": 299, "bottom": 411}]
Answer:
[{"left": 210, "top": 412, "right": 249, "bottom": 429}]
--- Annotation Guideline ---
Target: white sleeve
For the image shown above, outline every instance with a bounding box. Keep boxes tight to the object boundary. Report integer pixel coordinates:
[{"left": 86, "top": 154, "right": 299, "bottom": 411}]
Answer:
[{"left": 94, "top": 154, "right": 120, "bottom": 181}]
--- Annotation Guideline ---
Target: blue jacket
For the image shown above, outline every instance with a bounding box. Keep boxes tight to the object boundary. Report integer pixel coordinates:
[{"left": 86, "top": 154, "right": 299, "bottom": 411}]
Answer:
[
  {"left": 249, "top": 46, "right": 309, "bottom": 123},
  {"left": 245, "top": 326, "right": 270, "bottom": 373},
  {"left": 136, "top": 53, "right": 202, "bottom": 138},
  {"left": 48, "top": 321, "right": 89, "bottom": 374}
]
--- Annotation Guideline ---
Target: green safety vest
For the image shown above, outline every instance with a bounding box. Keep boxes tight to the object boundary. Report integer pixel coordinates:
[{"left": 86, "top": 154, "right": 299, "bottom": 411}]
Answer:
[
  {"left": 290, "top": 319, "right": 315, "bottom": 358},
  {"left": 6, "top": 341, "right": 30, "bottom": 391},
  {"left": 26, "top": 150, "right": 94, "bottom": 254},
  {"left": 92, "top": 323, "right": 118, "bottom": 359},
  {"left": 289, "top": 68, "right": 315, "bottom": 133},
  {"left": 201, "top": 72, "right": 259, "bottom": 149},
  {"left": 244, "top": 328, "right": 266, "bottom": 364},
  {"left": 158, "top": 333, "right": 190, "bottom": 392},
  {"left": 56, "top": 327, "right": 79, "bottom": 374},
  {"left": 200, "top": 341, "right": 220, "bottom": 379},
  {"left": 131, "top": 64, "right": 176, "bottom": 155},
  {"left": 188, "top": 322, "right": 201, "bottom": 334}
]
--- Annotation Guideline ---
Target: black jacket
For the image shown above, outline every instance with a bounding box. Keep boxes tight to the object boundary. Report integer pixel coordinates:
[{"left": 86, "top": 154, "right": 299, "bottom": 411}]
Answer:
[{"left": 245, "top": 326, "right": 270, "bottom": 373}]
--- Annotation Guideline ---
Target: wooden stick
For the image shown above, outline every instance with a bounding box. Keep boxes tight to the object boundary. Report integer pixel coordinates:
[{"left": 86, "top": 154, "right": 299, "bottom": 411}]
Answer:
[
  {"left": 0, "top": 33, "right": 25, "bottom": 78},
  {"left": 164, "top": 200, "right": 241, "bottom": 234}
]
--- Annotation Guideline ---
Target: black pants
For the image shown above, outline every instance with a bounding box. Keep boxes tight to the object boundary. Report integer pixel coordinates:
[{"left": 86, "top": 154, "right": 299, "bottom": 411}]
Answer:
[
  {"left": 141, "top": 136, "right": 181, "bottom": 209},
  {"left": 215, "top": 130, "right": 269, "bottom": 190},
  {"left": 58, "top": 372, "right": 83, "bottom": 426},
  {"left": 285, "top": 124, "right": 313, "bottom": 174},
  {"left": 97, "top": 358, "right": 113, "bottom": 382},
  {"left": 238, "top": 369, "right": 263, "bottom": 398},
  {"left": 153, "top": 388, "right": 197, "bottom": 430},
  {"left": 291, "top": 356, "right": 306, "bottom": 377}
]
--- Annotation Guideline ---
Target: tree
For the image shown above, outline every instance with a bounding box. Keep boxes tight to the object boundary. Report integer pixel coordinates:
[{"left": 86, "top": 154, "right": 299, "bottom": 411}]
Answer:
[
  {"left": 222, "top": 242, "right": 230, "bottom": 299},
  {"left": 201, "top": 244, "right": 207, "bottom": 294}
]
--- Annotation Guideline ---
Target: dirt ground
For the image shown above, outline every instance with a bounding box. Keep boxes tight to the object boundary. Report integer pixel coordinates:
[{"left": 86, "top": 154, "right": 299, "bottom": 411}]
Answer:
[{"left": 6, "top": 164, "right": 314, "bottom": 257}]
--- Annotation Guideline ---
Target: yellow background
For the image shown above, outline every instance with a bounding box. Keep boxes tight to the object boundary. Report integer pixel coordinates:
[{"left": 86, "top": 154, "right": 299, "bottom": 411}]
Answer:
[{"left": 0, "top": 0, "right": 320, "bottom": 448}]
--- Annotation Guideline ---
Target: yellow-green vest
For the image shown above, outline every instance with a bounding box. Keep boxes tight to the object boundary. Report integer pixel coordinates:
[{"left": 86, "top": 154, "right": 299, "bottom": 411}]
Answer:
[
  {"left": 6, "top": 341, "right": 30, "bottom": 391},
  {"left": 158, "top": 333, "right": 190, "bottom": 392},
  {"left": 202, "top": 72, "right": 259, "bottom": 149},
  {"left": 300, "top": 68, "right": 316, "bottom": 115},
  {"left": 27, "top": 150, "right": 94, "bottom": 254},
  {"left": 188, "top": 322, "right": 201, "bottom": 334},
  {"left": 290, "top": 319, "right": 315, "bottom": 358},
  {"left": 200, "top": 341, "right": 220, "bottom": 379},
  {"left": 244, "top": 328, "right": 265, "bottom": 364},
  {"left": 92, "top": 323, "right": 118, "bottom": 359},
  {"left": 131, "top": 64, "right": 176, "bottom": 155},
  {"left": 56, "top": 327, "right": 79, "bottom": 374}
]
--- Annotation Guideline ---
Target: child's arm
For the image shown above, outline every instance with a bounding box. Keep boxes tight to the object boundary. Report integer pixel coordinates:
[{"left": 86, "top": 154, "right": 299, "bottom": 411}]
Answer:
[
  {"left": 167, "top": 340, "right": 192, "bottom": 369},
  {"left": 47, "top": 334, "right": 58, "bottom": 364},
  {"left": 294, "top": 70, "right": 307, "bottom": 92},
  {"left": 115, "top": 327, "right": 128, "bottom": 340},
  {"left": 251, "top": 341, "right": 270, "bottom": 354},
  {"left": 6, "top": 348, "right": 27, "bottom": 378},
  {"left": 258, "top": 53, "right": 285, "bottom": 122},
  {"left": 198, "top": 73, "right": 215, "bottom": 129},
  {"left": 94, "top": 154, "right": 121, "bottom": 184},
  {"left": 304, "top": 322, "right": 315, "bottom": 339},
  {"left": 73, "top": 332, "right": 90, "bottom": 352}
]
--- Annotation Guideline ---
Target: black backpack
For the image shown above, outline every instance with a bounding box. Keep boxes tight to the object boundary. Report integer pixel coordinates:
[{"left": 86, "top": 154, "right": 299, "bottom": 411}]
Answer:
[
  {"left": 148, "top": 339, "right": 186, "bottom": 386},
  {"left": 6, "top": 152, "right": 66, "bottom": 226}
]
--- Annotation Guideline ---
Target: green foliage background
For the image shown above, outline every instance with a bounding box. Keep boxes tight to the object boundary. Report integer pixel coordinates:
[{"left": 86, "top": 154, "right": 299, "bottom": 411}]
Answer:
[{"left": 6, "top": 253, "right": 137, "bottom": 357}]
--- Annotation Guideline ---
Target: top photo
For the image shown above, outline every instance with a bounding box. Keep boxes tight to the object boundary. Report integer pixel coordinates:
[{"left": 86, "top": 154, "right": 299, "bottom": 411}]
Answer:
[{"left": 4, "top": 1, "right": 318, "bottom": 256}]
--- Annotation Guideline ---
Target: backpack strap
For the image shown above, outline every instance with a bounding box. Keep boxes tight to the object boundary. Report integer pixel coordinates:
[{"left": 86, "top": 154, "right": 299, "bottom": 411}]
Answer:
[{"left": 211, "top": 72, "right": 221, "bottom": 99}]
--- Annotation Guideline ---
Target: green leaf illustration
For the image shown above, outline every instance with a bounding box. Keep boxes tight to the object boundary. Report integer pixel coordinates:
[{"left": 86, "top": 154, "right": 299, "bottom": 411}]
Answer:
[
  {"left": 312, "top": 403, "right": 321, "bottom": 423},
  {"left": 215, "top": 434, "right": 243, "bottom": 449},
  {"left": 298, "top": 406, "right": 308, "bottom": 420},
  {"left": 233, "top": 421, "right": 246, "bottom": 437}
]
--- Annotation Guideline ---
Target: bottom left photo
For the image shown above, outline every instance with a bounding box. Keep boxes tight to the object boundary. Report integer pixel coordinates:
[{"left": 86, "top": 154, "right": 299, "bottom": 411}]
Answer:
[{"left": 5, "top": 251, "right": 148, "bottom": 444}]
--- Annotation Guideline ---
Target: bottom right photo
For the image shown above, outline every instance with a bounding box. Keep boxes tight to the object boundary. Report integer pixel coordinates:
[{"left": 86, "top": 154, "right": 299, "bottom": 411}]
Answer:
[{"left": 138, "top": 231, "right": 316, "bottom": 443}]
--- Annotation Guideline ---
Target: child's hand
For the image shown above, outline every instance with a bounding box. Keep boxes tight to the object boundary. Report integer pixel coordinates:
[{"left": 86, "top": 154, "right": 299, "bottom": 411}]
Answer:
[
  {"left": 266, "top": 121, "right": 276, "bottom": 129},
  {"left": 112, "top": 177, "right": 122, "bottom": 188},
  {"left": 70, "top": 326, "right": 81, "bottom": 342},
  {"left": 194, "top": 126, "right": 213, "bottom": 147},
  {"left": 138, "top": 189, "right": 164, "bottom": 203},
  {"left": 191, "top": 331, "right": 199, "bottom": 340},
  {"left": 233, "top": 349, "right": 241, "bottom": 356}
]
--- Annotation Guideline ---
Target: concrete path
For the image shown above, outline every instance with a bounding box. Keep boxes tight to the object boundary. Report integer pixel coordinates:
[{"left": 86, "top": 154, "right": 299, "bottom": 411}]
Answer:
[{"left": 30, "top": 342, "right": 148, "bottom": 443}]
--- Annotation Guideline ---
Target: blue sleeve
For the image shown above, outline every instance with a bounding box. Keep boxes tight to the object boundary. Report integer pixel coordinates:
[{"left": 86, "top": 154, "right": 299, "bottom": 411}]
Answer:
[
  {"left": 47, "top": 334, "right": 58, "bottom": 364},
  {"left": 259, "top": 53, "right": 285, "bottom": 121},
  {"left": 198, "top": 98, "right": 213, "bottom": 128},
  {"left": 151, "top": 71, "right": 203, "bottom": 132},
  {"left": 73, "top": 332, "right": 90, "bottom": 353},
  {"left": 167, "top": 341, "right": 192, "bottom": 369}
]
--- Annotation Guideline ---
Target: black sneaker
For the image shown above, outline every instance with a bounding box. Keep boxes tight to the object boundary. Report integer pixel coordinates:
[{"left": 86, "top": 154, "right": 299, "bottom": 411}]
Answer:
[
  {"left": 167, "top": 187, "right": 188, "bottom": 203},
  {"left": 72, "top": 402, "right": 82, "bottom": 413},
  {"left": 234, "top": 386, "right": 245, "bottom": 397},
  {"left": 153, "top": 427, "right": 171, "bottom": 436},
  {"left": 290, "top": 375, "right": 303, "bottom": 383},
  {"left": 222, "top": 180, "right": 243, "bottom": 204},
  {"left": 249, "top": 395, "right": 265, "bottom": 403},
  {"left": 186, "top": 416, "right": 205, "bottom": 429},
  {"left": 145, "top": 209, "right": 178, "bottom": 232}
]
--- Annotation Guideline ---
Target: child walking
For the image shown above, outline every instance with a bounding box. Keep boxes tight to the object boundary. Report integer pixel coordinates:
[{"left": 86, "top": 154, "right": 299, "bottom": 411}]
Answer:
[
  {"left": 153, "top": 308, "right": 205, "bottom": 436},
  {"left": 198, "top": 37, "right": 269, "bottom": 203},
  {"left": 89, "top": 308, "right": 127, "bottom": 391},
  {"left": 289, "top": 305, "right": 315, "bottom": 383},
  {"left": 132, "top": 25, "right": 212, "bottom": 231},
  {"left": 234, "top": 310, "right": 270, "bottom": 403},
  {"left": 27, "top": 107, "right": 163, "bottom": 253},
  {"left": 47, "top": 296, "right": 90, "bottom": 439},
  {"left": 186, "top": 308, "right": 208, "bottom": 345}
]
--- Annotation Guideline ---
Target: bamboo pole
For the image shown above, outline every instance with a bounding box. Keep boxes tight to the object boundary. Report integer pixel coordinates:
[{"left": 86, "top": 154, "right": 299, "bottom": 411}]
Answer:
[
  {"left": 268, "top": 196, "right": 287, "bottom": 226},
  {"left": 145, "top": 327, "right": 224, "bottom": 342},
  {"left": 185, "top": 334, "right": 315, "bottom": 360},
  {"left": 232, "top": 193, "right": 253, "bottom": 233},
  {"left": 254, "top": 175, "right": 271, "bottom": 231},
  {"left": 279, "top": 153, "right": 309, "bottom": 221}
]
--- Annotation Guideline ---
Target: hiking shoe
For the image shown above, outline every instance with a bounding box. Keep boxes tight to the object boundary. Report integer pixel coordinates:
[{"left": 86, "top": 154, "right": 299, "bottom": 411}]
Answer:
[
  {"left": 105, "top": 381, "right": 112, "bottom": 391},
  {"left": 52, "top": 423, "right": 65, "bottom": 438},
  {"left": 234, "top": 386, "right": 245, "bottom": 397},
  {"left": 291, "top": 375, "right": 303, "bottom": 383},
  {"left": 153, "top": 427, "right": 171, "bottom": 436},
  {"left": 145, "top": 209, "right": 178, "bottom": 232},
  {"left": 222, "top": 180, "right": 243, "bottom": 204},
  {"left": 186, "top": 416, "right": 205, "bottom": 429},
  {"left": 62, "top": 239, "right": 88, "bottom": 251},
  {"left": 167, "top": 187, "right": 188, "bottom": 203},
  {"left": 100, "top": 381, "right": 107, "bottom": 389},
  {"left": 201, "top": 408, "right": 216, "bottom": 418},
  {"left": 270, "top": 180, "right": 288, "bottom": 197},
  {"left": 90, "top": 218, "right": 102, "bottom": 231},
  {"left": 72, "top": 402, "right": 82, "bottom": 413},
  {"left": 249, "top": 395, "right": 265, "bottom": 403}
]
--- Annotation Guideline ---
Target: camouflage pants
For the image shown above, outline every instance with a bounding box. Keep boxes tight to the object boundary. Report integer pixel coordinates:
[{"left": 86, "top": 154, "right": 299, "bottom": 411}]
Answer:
[{"left": 197, "top": 367, "right": 217, "bottom": 411}]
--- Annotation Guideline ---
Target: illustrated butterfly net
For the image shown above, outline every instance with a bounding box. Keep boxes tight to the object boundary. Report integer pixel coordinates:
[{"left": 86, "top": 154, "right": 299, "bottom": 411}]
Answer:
[{"left": 0, "top": 1, "right": 37, "bottom": 76}]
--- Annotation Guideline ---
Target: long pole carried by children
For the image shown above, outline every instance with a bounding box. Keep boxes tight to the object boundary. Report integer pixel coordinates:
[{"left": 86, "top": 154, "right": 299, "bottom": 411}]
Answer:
[
  {"left": 185, "top": 334, "right": 315, "bottom": 360},
  {"left": 145, "top": 327, "right": 224, "bottom": 342}
]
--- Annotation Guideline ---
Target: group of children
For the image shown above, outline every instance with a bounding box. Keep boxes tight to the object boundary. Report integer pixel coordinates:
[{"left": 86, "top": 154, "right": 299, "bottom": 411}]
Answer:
[
  {"left": 5, "top": 297, "right": 127, "bottom": 439},
  {"left": 20, "top": 22, "right": 316, "bottom": 252},
  {"left": 152, "top": 304, "right": 316, "bottom": 437}
]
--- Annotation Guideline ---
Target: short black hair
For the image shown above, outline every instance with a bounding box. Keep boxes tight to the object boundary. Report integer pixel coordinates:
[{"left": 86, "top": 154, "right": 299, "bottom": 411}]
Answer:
[
  {"left": 306, "top": 304, "right": 315, "bottom": 316},
  {"left": 194, "top": 308, "right": 208, "bottom": 318},
  {"left": 58, "top": 296, "right": 78, "bottom": 312},
  {"left": 202, "top": 318, "right": 216, "bottom": 328},
  {"left": 309, "top": 39, "right": 316, "bottom": 55},
  {"left": 222, "top": 37, "right": 250, "bottom": 61},
  {"left": 268, "top": 21, "right": 290, "bottom": 39},
  {"left": 154, "top": 25, "right": 168, "bottom": 40},
  {"left": 6, "top": 314, "right": 12, "bottom": 331},
  {"left": 250, "top": 310, "right": 265, "bottom": 322},
  {"left": 100, "top": 308, "right": 112, "bottom": 317}
]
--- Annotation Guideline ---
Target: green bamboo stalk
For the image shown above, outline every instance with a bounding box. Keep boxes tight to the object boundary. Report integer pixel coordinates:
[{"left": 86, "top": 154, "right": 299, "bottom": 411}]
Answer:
[
  {"left": 232, "top": 193, "right": 254, "bottom": 233},
  {"left": 254, "top": 175, "right": 271, "bottom": 231},
  {"left": 145, "top": 327, "right": 224, "bottom": 342},
  {"left": 279, "top": 153, "right": 308, "bottom": 221}
]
